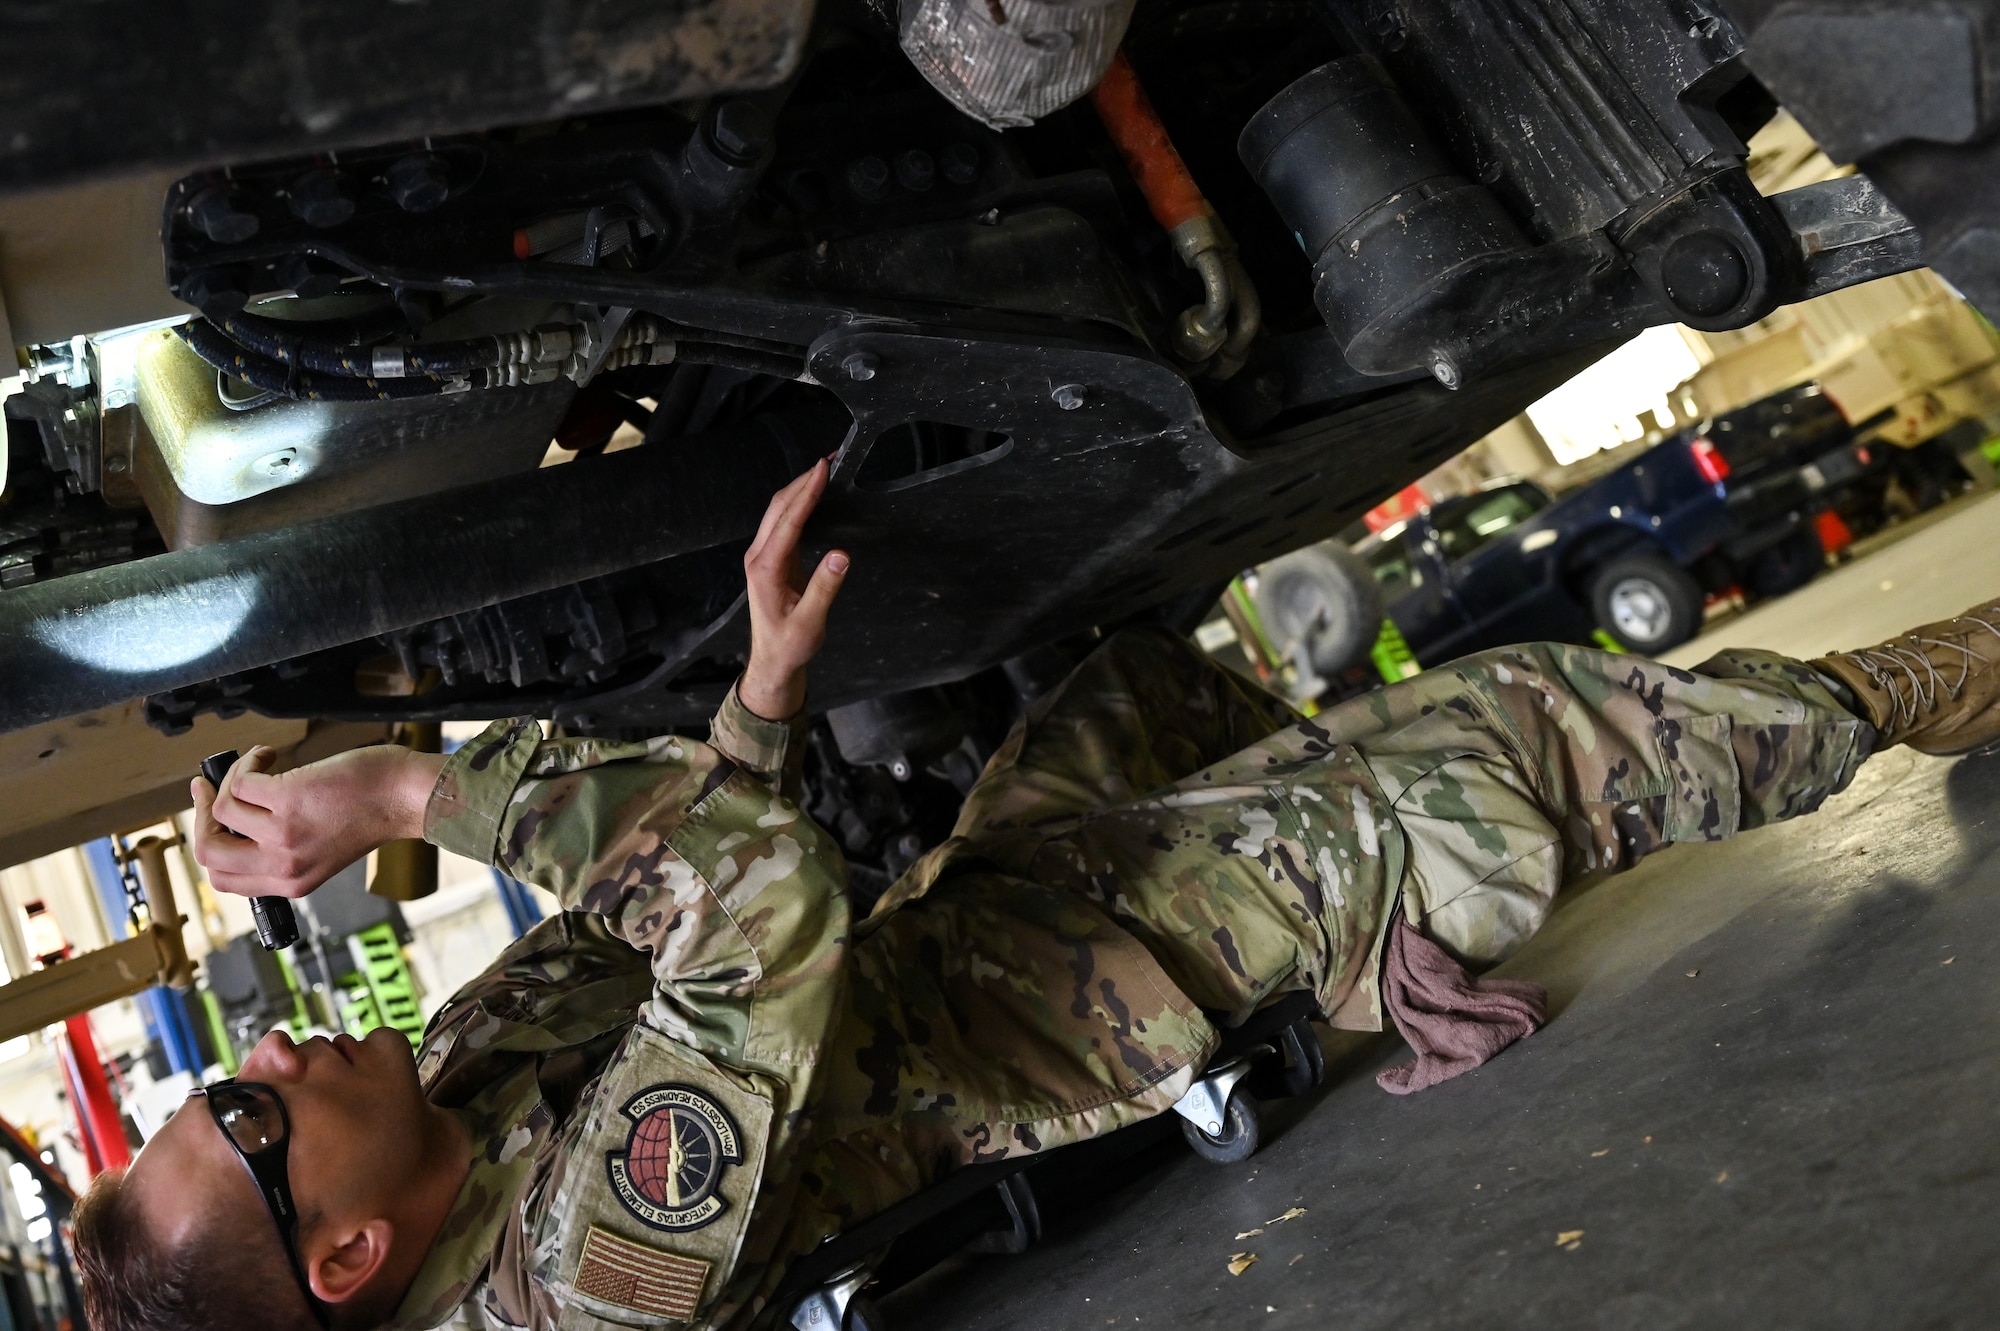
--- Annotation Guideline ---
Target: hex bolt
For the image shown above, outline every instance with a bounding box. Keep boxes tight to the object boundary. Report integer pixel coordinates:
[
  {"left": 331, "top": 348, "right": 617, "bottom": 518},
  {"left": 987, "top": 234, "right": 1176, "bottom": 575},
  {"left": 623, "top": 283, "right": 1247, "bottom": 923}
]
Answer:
[
  {"left": 185, "top": 186, "right": 260, "bottom": 244},
  {"left": 288, "top": 168, "right": 357, "bottom": 228},
  {"left": 707, "top": 99, "right": 773, "bottom": 166},
  {"left": 386, "top": 154, "right": 451, "bottom": 213},
  {"left": 181, "top": 266, "right": 249, "bottom": 312},
  {"left": 842, "top": 352, "right": 879, "bottom": 382},
  {"left": 273, "top": 253, "right": 339, "bottom": 300},
  {"left": 895, "top": 149, "right": 936, "bottom": 193},
  {"left": 846, "top": 156, "right": 891, "bottom": 201},
  {"left": 941, "top": 142, "right": 980, "bottom": 185},
  {"left": 1428, "top": 353, "right": 1462, "bottom": 391},
  {"left": 1052, "top": 383, "right": 1087, "bottom": 411}
]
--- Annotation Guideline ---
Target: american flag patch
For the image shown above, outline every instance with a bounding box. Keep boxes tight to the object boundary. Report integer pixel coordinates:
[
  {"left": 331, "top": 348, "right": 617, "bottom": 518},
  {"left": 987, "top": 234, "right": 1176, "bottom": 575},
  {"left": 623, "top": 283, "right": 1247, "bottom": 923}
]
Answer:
[{"left": 575, "top": 1224, "right": 710, "bottom": 1321}]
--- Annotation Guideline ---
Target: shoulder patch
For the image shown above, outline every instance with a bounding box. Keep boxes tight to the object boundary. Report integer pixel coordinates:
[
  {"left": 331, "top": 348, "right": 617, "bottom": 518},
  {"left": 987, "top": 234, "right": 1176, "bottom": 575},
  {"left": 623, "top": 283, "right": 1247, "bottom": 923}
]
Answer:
[
  {"left": 531, "top": 1023, "right": 771, "bottom": 1327},
  {"left": 575, "top": 1224, "right": 710, "bottom": 1322},
  {"left": 605, "top": 1085, "right": 745, "bottom": 1231}
]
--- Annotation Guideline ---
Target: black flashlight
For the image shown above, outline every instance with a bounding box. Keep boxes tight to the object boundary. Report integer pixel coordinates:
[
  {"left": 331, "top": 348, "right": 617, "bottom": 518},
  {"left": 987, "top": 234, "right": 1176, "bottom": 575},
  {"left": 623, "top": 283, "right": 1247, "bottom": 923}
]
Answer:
[{"left": 200, "top": 750, "right": 300, "bottom": 950}]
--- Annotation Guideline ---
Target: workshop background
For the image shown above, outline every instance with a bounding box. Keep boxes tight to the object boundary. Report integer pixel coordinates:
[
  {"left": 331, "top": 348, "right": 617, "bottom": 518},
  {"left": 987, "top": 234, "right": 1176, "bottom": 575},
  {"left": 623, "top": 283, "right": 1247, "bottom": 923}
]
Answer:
[{"left": 0, "top": 104, "right": 1996, "bottom": 1331}]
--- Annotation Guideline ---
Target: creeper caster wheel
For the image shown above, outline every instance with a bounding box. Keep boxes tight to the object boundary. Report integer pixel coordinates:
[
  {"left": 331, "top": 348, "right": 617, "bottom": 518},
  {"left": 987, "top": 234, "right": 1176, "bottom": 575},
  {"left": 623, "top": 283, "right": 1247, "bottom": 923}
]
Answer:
[{"left": 1180, "top": 1087, "right": 1261, "bottom": 1164}]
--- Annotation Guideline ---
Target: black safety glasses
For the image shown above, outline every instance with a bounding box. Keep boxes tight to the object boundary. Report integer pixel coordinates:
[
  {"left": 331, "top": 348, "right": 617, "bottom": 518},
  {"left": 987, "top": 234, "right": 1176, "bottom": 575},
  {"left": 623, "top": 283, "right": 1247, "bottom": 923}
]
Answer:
[{"left": 194, "top": 1080, "right": 334, "bottom": 1329}]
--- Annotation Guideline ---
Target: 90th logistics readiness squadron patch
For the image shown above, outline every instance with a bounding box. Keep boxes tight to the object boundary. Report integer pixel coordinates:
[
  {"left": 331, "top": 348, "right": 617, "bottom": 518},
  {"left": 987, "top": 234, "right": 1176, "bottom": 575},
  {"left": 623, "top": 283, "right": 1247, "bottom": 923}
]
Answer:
[{"left": 606, "top": 1084, "right": 745, "bottom": 1231}]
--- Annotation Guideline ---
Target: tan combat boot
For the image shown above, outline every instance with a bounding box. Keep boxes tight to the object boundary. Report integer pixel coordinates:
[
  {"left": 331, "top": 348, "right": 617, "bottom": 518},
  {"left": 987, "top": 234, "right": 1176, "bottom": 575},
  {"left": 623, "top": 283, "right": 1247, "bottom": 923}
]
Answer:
[{"left": 1813, "top": 598, "right": 2000, "bottom": 755}]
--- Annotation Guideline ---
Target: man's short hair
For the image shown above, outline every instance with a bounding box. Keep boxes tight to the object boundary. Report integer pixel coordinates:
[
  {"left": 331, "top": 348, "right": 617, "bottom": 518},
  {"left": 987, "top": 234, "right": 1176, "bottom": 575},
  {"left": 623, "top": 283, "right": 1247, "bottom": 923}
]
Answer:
[{"left": 73, "top": 1167, "right": 329, "bottom": 1331}]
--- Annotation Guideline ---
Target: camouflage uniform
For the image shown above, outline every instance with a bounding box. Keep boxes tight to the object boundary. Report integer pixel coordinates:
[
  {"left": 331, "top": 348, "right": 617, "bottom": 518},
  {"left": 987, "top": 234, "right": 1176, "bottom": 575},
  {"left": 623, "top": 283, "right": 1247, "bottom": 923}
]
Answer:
[{"left": 383, "top": 631, "right": 1873, "bottom": 1331}]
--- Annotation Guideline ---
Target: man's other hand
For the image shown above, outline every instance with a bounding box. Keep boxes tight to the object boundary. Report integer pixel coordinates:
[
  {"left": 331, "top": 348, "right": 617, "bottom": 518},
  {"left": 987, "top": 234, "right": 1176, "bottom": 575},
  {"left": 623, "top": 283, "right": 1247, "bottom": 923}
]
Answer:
[
  {"left": 740, "top": 457, "right": 850, "bottom": 720},
  {"left": 190, "top": 743, "right": 445, "bottom": 900}
]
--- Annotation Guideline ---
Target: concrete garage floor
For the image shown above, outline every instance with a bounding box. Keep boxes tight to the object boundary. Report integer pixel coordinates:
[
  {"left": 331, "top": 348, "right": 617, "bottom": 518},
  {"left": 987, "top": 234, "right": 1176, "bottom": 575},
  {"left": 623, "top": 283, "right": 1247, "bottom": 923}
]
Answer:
[{"left": 885, "top": 492, "right": 2000, "bottom": 1331}]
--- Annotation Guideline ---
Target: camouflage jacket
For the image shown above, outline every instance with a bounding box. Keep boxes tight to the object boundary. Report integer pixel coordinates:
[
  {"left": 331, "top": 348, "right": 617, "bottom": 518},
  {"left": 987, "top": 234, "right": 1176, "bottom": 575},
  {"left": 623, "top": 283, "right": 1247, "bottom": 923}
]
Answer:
[{"left": 383, "top": 683, "right": 1217, "bottom": 1331}]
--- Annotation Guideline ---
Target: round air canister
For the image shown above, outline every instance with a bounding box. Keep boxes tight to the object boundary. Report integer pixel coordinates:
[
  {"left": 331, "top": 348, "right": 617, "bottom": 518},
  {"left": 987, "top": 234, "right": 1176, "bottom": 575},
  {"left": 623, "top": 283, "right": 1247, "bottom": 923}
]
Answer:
[{"left": 1237, "top": 56, "right": 1531, "bottom": 378}]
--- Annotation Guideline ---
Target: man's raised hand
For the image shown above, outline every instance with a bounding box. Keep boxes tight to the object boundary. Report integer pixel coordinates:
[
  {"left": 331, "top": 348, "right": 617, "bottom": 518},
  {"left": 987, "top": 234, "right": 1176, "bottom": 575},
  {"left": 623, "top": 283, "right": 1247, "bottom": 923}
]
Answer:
[{"left": 739, "top": 458, "right": 850, "bottom": 720}]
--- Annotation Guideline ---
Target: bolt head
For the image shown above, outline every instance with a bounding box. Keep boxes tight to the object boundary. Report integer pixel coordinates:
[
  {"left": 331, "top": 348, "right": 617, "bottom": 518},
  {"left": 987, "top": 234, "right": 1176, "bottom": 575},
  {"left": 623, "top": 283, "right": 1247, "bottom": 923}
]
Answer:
[
  {"left": 186, "top": 186, "right": 260, "bottom": 244},
  {"left": 288, "top": 168, "right": 356, "bottom": 228},
  {"left": 846, "top": 156, "right": 891, "bottom": 201},
  {"left": 273, "top": 253, "right": 340, "bottom": 299},
  {"left": 1428, "top": 353, "right": 1462, "bottom": 390},
  {"left": 941, "top": 142, "right": 980, "bottom": 185},
  {"left": 386, "top": 154, "right": 451, "bottom": 213},
  {"left": 841, "top": 352, "right": 879, "bottom": 382},
  {"left": 181, "top": 266, "right": 249, "bottom": 312},
  {"left": 895, "top": 149, "right": 936, "bottom": 193},
  {"left": 1052, "top": 383, "right": 1086, "bottom": 411},
  {"left": 708, "top": 100, "right": 772, "bottom": 165}
]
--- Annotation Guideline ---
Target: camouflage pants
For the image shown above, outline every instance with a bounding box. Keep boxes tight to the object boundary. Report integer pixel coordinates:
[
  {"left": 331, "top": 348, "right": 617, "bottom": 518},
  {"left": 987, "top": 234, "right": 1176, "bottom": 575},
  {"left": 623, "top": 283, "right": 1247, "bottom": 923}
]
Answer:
[
  {"left": 785, "top": 631, "right": 1875, "bottom": 1258},
  {"left": 944, "top": 628, "right": 1876, "bottom": 1023}
]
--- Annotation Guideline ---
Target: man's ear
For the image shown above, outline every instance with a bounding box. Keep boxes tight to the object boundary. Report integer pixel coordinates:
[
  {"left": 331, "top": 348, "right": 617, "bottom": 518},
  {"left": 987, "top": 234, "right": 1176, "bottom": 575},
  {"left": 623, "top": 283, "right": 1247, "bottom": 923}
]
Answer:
[{"left": 308, "top": 1217, "right": 395, "bottom": 1306}]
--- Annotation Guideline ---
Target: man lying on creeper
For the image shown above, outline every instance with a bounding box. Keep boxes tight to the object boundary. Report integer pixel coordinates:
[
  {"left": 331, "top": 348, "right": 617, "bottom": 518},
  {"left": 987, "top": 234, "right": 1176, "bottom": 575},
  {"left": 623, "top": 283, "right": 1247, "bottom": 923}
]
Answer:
[{"left": 72, "top": 457, "right": 2000, "bottom": 1331}]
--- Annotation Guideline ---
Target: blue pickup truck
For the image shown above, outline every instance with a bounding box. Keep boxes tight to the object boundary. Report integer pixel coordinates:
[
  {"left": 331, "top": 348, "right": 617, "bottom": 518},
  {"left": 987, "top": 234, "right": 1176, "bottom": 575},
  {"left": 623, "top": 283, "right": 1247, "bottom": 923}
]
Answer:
[{"left": 1352, "top": 400, "right": 1879, "bottom": 660}]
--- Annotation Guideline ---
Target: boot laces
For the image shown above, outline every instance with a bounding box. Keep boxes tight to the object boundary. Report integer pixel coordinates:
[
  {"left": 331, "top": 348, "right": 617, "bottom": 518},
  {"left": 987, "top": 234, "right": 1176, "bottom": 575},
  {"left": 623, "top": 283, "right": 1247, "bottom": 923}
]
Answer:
[{"left": 1844, "top": 614, "right": 2000, "bottom": 727}]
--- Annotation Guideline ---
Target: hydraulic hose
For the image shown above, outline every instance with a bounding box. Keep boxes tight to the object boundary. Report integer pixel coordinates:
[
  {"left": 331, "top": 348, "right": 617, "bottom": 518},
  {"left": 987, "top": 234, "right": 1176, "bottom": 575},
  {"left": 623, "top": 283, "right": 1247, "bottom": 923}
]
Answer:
[
  {"left": 1090, "top": 49, "right": 1261, "bottom": 376},
  {"left": 178, "top": 319, "right": 450, "bottom": 401},
  {"left": 1090, "top": 50, "right": 1210, "bottom": 235},
  {"left": 209, "top": 309, "right": 504, "bottom": 379},
  {"left": 0, "top": 404, "right": 847, "bottom": 735}
]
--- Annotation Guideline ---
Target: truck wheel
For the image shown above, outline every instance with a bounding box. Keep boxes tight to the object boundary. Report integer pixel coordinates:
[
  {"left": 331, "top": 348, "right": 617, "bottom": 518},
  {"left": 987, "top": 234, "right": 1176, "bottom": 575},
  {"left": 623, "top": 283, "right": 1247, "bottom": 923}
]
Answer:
[
  {"left": 1253, "top": 545, "right": 1384, "bottom": 676},
  {"left": 1588, "top": 554, "right": 1703, "bottom": 653},
  {"left": 1748, "top": 527, "right": 1824, "bottom": 598}
]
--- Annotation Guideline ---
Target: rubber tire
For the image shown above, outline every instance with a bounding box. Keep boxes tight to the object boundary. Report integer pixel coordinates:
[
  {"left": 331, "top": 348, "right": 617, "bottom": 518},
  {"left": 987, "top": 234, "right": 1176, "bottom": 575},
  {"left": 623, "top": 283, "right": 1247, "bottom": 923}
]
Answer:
[
  {"left": 844, "top": 1295, "right": 888, "bottom": 1331},
  {"left": 1181, "top": 1089, "right": 1261, "bottom": 1164},
  {"left": 1252, "top": 544, "right": 1384, "bottom": 676},
  {"left": 1747, "top": 526, "right": 1824, "bottom": 598},
  {"left": 1587, "top": 553, "right": 1704, "bottom": 653}
]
